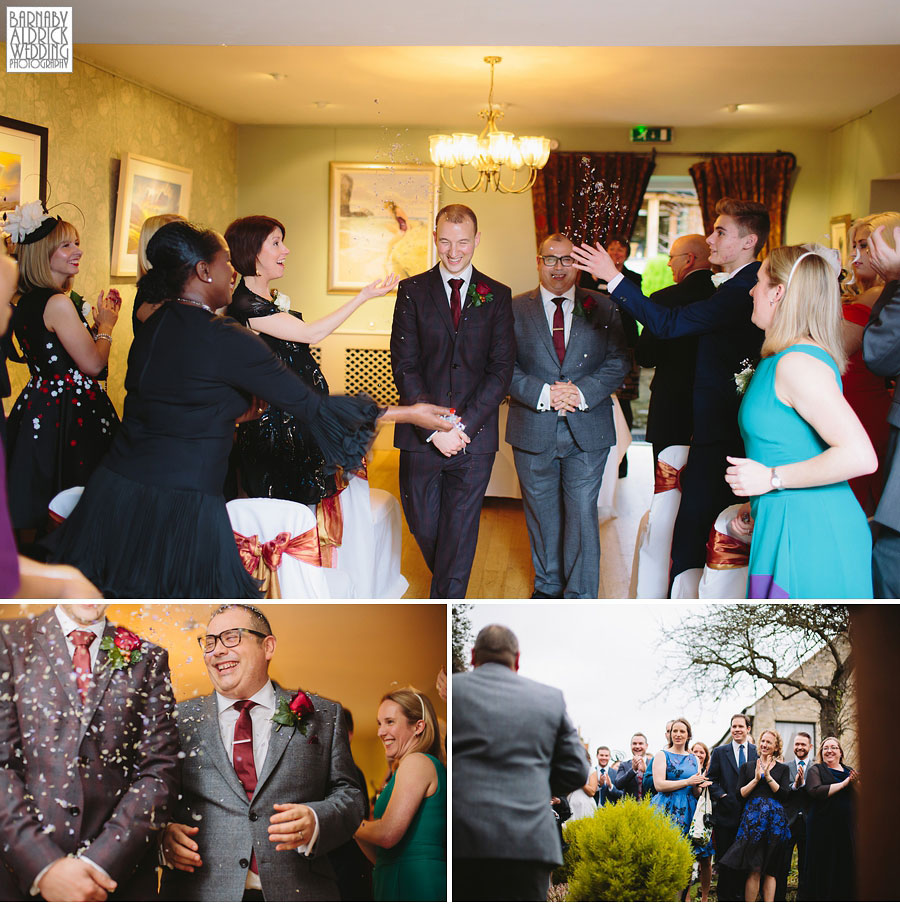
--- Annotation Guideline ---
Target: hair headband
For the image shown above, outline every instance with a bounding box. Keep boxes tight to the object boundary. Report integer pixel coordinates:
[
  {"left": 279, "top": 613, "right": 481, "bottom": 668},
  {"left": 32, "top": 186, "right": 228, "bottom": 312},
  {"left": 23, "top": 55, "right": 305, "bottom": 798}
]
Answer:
[{"left": 786, "top": 244, "right": 842, "bottom": 289}]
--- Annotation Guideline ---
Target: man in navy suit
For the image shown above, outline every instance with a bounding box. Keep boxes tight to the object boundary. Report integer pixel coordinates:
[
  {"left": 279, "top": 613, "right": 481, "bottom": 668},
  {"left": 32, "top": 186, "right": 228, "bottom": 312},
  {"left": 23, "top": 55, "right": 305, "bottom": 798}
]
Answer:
[
  {"left": 572, "top": 199, "right": 768, "bottom": 589},
  {"left": 592, "top": 746, "right": 623, "bottom": 806},
  {"left": 776, "top": 731, "right": 813, "bottom": 901},
  {"left": 507, "top": 233, "right": 628, "bottom": 598},
  {"left": 614, "top": 732, "right": 652, "bottom": 801},
  {"left": 707, "top": 713, "right": 758, "bottom": 902},
  {"left": 391, "top": 203, "right": 515, "bottom": 598}
]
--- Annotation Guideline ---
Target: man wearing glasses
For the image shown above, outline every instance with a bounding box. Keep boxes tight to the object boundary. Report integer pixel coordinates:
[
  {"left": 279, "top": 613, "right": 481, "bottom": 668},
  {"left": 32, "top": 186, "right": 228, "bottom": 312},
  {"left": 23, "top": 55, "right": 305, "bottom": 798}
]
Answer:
[
  {"left": 160, "top": 605, "right": 365, "bottom": 901},
  {"left": 635, "top": 234, "right": 716, "bottom": 462},
  {"left": 506, "top": 233, "right": 629, "bottom": 597}
]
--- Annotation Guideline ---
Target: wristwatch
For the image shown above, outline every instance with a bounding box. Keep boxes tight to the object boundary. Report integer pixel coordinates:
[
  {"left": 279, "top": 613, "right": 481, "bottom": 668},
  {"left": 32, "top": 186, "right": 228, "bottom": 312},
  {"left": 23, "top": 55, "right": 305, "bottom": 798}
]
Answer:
[{"left": 770, "top": 467, "right": 784, "bottom": 490}]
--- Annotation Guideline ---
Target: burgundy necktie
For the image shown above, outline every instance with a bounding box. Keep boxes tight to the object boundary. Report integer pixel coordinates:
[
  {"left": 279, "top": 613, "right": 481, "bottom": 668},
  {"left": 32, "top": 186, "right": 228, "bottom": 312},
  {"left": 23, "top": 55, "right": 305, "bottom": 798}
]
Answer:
[
  {"left": 68, "top": 630, "right": 96, "bottom": 703},
  {"left": 552, "top": 297, "right": 566, "bottom": 364},
  {"left": 233, "top": 700, "right": 259, "bottom": 873},
  {"left": 449, "top": 278, "right": 464, "bottom": 331}
]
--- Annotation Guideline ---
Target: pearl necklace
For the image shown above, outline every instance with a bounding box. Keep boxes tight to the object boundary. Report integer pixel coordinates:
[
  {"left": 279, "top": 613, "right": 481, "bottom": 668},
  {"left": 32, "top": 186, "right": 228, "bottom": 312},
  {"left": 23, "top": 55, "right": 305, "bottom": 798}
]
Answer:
[{"left": 175, "top": 297, "right": 216, "bottom": 314}]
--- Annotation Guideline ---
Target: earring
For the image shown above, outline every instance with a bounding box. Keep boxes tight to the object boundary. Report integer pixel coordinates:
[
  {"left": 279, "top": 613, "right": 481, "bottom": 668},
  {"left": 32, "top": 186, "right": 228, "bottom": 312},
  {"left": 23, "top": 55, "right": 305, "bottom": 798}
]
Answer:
[{"left": 205, "top": 277, "right": 213, "bottom": 283}]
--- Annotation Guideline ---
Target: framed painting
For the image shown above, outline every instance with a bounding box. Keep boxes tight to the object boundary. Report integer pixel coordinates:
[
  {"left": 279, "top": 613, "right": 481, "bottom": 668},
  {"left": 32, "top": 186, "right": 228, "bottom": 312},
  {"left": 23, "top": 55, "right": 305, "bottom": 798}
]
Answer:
[
  {"left": 111, "top": 152, "right": 192, "bottom": 276},
  {"left": 328, "top": 162, "right": 439, "bottom": 292},
  {"left": 830, "top": 213, "right": 852, "bottom": 270},
  {"left": 0, "top": 115, "right": 48, "bottom": 213}
]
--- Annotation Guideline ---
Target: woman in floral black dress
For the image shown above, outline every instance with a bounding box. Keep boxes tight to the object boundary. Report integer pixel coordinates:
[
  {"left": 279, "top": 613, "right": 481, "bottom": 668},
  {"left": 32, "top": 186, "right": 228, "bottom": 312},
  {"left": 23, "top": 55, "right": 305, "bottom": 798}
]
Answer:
[
  {"left": 5, "top": 207, "right": 120, "bottom": 535},
  {"left": 224, "top": 215, "right": 399, "bottom": 503}
]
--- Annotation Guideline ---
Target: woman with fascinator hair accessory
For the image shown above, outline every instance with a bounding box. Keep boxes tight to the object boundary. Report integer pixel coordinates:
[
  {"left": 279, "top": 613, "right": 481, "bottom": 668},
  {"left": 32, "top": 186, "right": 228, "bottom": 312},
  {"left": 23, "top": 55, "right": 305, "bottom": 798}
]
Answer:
[
  {"left": 724, "top": 243, "right": 877, "bottom": 597},
  {"left": 4, "top": 200, "right": 121, "bottom": 539},
  {"left": 354, "top": 686, "right": 446, "bottom": 901},
  {"left": 45, "top": 220, "right": 453, "bottom": 597}
]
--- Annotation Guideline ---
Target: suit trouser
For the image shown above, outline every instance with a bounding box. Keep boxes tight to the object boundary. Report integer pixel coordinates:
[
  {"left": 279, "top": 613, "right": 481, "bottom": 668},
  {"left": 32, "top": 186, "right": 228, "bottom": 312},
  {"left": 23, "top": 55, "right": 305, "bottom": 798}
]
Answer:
[
  {"left": 669, "top": 439, "right": 741, "bottom": 589},
  {"left": 454, "top": 858, "right": 556, "bottom": 902},
  {"left": 513, "top": 419, "right": 609, "bottom": 598},
  {"left": 399, "top": 449, "right": 494, "bottom": 598},
  {"left": 713, "top": 823, "right": 746, "bottom": 901}
]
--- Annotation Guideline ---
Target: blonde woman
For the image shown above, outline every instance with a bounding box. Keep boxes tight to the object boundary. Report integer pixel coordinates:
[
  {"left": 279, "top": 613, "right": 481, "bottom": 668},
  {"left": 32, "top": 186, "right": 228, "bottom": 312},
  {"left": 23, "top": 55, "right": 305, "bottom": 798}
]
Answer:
[
  {"left": 725, "top": 244, "right": 877, "bottom": 597},
  {"left": 5, "top": 205, "right": 120, "bottom": 535},
  {"left": 133, "top": 212, "right": 184, "bottom": 331},
  {"left": 720, "top": 729, "right": 792, "bottom": 902},
  {"left": 355, "top": 687, "right": 446, "bottom": 901}
]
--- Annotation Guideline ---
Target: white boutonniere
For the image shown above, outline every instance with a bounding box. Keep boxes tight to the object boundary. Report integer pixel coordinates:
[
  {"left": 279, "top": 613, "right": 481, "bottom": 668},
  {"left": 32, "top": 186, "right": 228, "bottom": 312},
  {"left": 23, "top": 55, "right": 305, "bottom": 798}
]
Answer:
[
  {"left": 734, "top": 359, "right": 756, "bottom": 395},
  {"left": 272, "top": 289, "right": 291, "bottom": 312}
]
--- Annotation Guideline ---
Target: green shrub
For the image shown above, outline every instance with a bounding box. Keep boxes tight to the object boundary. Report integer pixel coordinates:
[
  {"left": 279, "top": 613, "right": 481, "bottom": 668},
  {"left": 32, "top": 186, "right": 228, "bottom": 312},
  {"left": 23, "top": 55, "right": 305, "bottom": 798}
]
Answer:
[
  {"left": 564, "top": 798, "right": 694, "bottom": 901},
  {"left": 639, "top": 256, "right": 676, "bottom": 297}
]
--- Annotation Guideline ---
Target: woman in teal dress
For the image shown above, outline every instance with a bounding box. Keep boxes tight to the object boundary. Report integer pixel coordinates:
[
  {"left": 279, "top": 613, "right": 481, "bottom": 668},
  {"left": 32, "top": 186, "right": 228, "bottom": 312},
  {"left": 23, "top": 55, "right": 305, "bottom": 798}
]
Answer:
[
  {"left": 650, "top": 718, "right": 709, "bottom": 836},
  {"left": 725, "top": 244, "right": 878, "bottom": 597},
  {"left": 355, "top": 687, "right": 446, "bottom": 901}
]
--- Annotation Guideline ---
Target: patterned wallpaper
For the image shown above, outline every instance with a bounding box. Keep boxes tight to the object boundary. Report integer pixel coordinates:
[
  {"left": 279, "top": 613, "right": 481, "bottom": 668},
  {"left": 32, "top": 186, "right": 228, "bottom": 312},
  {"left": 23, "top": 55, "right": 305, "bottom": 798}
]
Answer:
[{"left": 1, "top": 54, "right": 237, "bottom": 412}]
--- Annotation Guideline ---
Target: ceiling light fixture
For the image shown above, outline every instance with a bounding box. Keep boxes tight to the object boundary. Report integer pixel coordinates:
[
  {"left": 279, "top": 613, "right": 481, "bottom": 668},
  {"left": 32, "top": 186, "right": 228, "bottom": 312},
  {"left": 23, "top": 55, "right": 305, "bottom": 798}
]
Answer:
[{"left": 428, "top": 56, "right": 551, "bottom": 194}]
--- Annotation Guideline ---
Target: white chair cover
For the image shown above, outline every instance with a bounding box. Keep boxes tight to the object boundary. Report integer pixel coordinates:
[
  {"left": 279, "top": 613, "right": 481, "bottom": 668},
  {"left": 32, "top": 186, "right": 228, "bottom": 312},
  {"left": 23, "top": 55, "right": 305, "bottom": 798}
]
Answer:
[
  {"left": 697, "top": 503, "right": 750, "bottom": 598},
  {"left": 631, "top": 445, "right": 689, "bottom": 599},
  {"left": 226, "top": 497, "right": 355, "bottom": 599},
  {"left": 485, "top": 400, "right": 522, "bottom": 499},
  {"left": 670, "top": 567, "right": 702, "bottom": 599},
  {"left": 321, "top": 476, "right": 408, "bottom": 599},
  {"left": 597, "top": 395, "right": 632, "bottom": 522},
  {"left": 48, "top": 486, "right": 84, "bottom": 523}
]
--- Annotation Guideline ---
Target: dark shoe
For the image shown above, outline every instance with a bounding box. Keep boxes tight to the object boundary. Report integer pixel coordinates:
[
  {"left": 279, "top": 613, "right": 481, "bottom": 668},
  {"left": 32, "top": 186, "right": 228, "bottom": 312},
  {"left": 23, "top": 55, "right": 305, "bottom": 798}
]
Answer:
[{"left": 531, "top": 589, "right": 560, "bottom": 599}]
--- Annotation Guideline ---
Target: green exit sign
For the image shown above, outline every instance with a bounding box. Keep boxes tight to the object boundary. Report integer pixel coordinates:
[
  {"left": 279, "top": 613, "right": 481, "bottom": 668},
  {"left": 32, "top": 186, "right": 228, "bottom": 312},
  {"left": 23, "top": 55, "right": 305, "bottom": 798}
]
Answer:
[{"left": 630, "top": 126, "right": 673, "bottom": 143}]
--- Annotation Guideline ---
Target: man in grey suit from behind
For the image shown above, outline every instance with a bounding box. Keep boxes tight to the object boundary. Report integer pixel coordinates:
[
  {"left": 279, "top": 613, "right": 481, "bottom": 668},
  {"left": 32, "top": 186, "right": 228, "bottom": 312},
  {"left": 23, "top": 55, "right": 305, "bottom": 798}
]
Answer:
[
  {"left": 453, "top": 624, "right": 590, "bottom": 901},
  {"left": 160, "top": 605, "right": 366, "bottom": 902},
  {"left": 507, "top": 234, "right": 629, "bottom": 598}
]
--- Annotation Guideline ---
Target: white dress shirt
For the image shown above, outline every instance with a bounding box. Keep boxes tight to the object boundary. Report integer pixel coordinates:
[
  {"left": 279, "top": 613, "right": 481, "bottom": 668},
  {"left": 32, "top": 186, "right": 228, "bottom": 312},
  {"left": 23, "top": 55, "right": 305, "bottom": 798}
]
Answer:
[
  {"left": 438, "top": 263, "right": 473, "bottom": 306},
  {"left": 731, "top": 739, "right": 751, "bottom": 769},
  {"left": 536, "top": 285, "right": 587, "bottom": 412},
  {"left": 215, "top": 682, "right": 319, "bottom": 891}
]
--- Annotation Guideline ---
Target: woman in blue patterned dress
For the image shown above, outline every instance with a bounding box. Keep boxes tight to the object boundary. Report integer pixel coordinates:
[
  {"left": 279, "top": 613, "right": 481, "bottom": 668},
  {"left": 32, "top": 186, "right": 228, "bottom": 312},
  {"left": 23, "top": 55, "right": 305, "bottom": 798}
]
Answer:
[
  {"left": 720, "top": 729, "right": 792, "bottom": 902},
  {"left": 725, "top": 244, "right": 877, "bottom": 597},
  {"left": 651, "top": 718, "right": 709, "bottom": 838}
]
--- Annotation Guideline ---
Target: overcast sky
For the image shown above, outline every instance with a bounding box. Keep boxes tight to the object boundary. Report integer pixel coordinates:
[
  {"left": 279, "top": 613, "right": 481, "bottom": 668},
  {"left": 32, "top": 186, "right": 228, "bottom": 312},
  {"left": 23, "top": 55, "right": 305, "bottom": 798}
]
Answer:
[{"left": 458, "top": 602, "right": 764, "bottom": 762}]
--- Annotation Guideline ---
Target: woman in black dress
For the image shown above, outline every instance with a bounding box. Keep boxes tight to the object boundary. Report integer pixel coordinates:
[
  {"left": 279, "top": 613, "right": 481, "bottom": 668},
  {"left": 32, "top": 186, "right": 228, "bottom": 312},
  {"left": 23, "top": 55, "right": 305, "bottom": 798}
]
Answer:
[
  {"left": 804, "top": 736, "right": 857, "bottom": 900},
  {"left": 224, "top": 214, "right": 399, "bottom": 503},
  {"left": 48, "top": 220, "right": 452, "bottom": 598},
  {"left": 6, "top": 206, "right": 121, "bottom": 536},
  {"left": 720, "top": 728, "right": 792, "bottom": 902}
]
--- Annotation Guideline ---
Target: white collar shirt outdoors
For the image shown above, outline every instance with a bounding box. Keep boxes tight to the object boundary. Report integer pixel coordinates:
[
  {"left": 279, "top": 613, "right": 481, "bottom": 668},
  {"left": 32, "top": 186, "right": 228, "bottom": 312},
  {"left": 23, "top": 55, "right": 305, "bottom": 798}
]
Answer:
[
  {"left": 438, "top": 263, "right": 474, "bottom": 305},
  {"left": 55, "top": 605, "right": 105, "bottom": 669}
]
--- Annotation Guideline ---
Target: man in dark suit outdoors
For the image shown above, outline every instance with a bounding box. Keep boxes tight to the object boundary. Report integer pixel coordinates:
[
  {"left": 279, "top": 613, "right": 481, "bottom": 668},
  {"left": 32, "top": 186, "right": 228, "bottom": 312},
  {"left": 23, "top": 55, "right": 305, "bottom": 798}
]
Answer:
[
  {"left": 863, "top": 224, "right": 900, "bottom": 596},
  {"left": 391, "top": 203, "right": 515, "bottom": 598},
  {"left": 593, "top": 746, "right": 623, "bottom": 806},
  {"left": 507, "top": 233, "right": 629, "bottom": 598},
  {"left": 635, "top": 234, "right": 717, "bottom": 463},
  {"left": 160, "top": 604, "right": 365, "bottom": 901},
  {"left": 453, "top": 624, "right": 589, "bottom": 902},
  {"left": 572, "top": 199, "right": 768, "bottom": 590},
  {"left": 615, "top": 732, "right": 653, "bottom": 801},
  {"left": 0, "top": 604, "right": 179, "bottom": 900},
  {"left": 775, "top": 731, "right": 812, "bottom": 901},
  {"left": 707, "top": 713, "right": 758, "bottom": 902}
]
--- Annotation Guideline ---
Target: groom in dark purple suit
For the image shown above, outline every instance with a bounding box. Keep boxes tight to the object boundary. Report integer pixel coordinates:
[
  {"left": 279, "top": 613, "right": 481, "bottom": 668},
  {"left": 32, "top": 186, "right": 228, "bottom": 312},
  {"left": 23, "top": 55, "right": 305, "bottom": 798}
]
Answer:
[{"left": 391, "top": 204, "right": 515, "bottom": 597}]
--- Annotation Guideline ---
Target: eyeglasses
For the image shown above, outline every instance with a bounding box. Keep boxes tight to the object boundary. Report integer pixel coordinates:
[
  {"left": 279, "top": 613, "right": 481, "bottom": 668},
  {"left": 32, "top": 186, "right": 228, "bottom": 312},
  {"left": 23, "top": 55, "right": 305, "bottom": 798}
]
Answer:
[
  {"left": 197, "top": 627, "right": 268, "bottom": 652},
  {"left": 667, "top": 252, "right": 690, "bottom": 261},
  {"left": 540, "top": 255, "right": 576, "bottom": 266}
]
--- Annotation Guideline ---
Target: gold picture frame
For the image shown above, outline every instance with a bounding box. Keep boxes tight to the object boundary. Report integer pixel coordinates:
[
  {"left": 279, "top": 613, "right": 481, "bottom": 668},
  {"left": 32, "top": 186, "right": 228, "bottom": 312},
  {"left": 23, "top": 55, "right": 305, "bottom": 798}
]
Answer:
[
  {"left": 111, "top": 152, "right": 193, "bottom": 277},
  {"left": 0, "top": 115, "right": 48, "bottom": 213},
  {"left": 830, "top": 213, "right": 852, "bottom": 270},
  {"left": 328, "top": 162, "right": 439, "bottom": 292}
]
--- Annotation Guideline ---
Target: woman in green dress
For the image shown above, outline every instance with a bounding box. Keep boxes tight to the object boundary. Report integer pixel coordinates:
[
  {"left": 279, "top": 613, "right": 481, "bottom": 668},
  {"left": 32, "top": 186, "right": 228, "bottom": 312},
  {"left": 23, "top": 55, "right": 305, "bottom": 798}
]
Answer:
[{"left": 355, "top": 687, "right": 446, "bottom": 901}]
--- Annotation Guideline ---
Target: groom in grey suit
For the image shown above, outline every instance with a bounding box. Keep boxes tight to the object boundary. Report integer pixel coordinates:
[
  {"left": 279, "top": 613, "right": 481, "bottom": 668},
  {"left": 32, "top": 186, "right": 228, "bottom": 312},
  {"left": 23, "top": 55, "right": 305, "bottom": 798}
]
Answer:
[
  {"left": 159, "top": 605, "right": 365, "bottom": 901},
  {"left": 453, "top": 625, "right": 589, "bottom": 901},
  {"left": 508, "top": 234, "right": 629, "bottom": 597}
]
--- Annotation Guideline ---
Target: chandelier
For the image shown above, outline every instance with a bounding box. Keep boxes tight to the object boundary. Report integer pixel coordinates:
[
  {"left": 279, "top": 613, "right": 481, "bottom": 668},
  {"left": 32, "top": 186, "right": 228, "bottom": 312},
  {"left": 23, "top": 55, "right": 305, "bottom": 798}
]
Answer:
[{"left": 429, "top": 56, "right": 552, "bottom": 194}]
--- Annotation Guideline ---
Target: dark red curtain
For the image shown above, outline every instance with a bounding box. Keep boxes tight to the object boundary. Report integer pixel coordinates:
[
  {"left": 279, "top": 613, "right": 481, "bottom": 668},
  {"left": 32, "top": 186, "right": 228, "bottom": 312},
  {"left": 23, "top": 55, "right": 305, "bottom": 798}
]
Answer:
[
  {"left": 532, "top": 151, "right": 656, "bottom": 251},
  {"left": 689, "top": 153, "right": 796, "bottom": 259}
]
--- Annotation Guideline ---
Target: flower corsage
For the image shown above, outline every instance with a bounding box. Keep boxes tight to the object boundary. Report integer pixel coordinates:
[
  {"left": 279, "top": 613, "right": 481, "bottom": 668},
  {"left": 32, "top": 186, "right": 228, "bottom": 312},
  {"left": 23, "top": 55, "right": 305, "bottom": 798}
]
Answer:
[
  {"left": 466, "top": 281, "right": 493, "bottom": 309},
  {"left": 272, "top": 289, "right": 291, "bottom": 313},
  {"left": 100, "top": 628, "right": 143, "bottom": 670},
  {"left": 573, "top": 295, "right": 597, "bottom": 319},
  {"left": 734, "top": 359, "right": 756, "bottom": 396},
  {"left": 273, "top": 689, "right": 315, "bottom": 735}
]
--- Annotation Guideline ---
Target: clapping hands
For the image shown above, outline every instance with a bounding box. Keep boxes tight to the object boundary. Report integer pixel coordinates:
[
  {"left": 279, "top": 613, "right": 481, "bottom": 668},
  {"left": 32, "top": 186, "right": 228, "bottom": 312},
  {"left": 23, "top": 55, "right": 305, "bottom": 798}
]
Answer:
[
  {"left": 92, "top": 288, "right": 121, "bottom": 334},
  {"left": 868, "top": 225, "right": 900, "bottom": 282}
]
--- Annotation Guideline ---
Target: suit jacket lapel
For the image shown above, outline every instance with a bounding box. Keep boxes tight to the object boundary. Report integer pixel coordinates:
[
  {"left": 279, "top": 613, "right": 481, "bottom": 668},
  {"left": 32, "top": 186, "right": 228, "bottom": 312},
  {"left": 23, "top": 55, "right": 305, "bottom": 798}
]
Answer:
[
  {"left": 254, "top": 682, "right": 296, "bottom": 802},
  {"left": 427, "top": 266, "right": 456, "bottom": 340},
  {"left": 80, "top": 619, "right": 116, "bottom": 720},
  {"left": 200, "top": 692, "right": 249, "bottom": 804},
  {"left": 526, "top": 288, "right": 559, "bottom": 365},
  {"left": 35, "top": 609, "right": 89, "bottom": 715},
  {"left": 727, "top": 744, "right": 739, "bottom": 776}
]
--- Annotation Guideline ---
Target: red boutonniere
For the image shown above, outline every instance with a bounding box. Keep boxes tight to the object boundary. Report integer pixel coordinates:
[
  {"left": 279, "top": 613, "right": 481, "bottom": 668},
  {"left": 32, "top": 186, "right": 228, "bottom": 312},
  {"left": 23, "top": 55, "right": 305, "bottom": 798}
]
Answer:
[
  {"left": 99, "top": 627, "right": 143, "bottom": 670},
  {"left": 573, "top": 295, "right": 597, "bottom": 319},
  {"left": 273, "top": 689, "right": 315, "bottom": 735},
  {"left": 466, "top": 281, "right": 494, "bottom": 309}
]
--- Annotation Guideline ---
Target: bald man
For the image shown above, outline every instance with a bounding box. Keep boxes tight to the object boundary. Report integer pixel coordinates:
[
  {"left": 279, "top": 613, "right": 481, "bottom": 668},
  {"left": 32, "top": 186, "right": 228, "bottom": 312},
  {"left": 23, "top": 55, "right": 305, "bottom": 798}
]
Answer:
[{"left": 635, "top": 234, "right": 716, "bottom": 462}]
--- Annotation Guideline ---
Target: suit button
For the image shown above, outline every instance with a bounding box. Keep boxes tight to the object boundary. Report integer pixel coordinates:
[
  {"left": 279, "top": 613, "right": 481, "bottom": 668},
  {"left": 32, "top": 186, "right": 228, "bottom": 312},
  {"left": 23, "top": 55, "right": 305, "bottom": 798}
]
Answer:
[
  {"left": 239, "top": 858, "right": 249, "bottom": 869},
  {"left": 68, "top": 806, "right": 80, "bottom": 816},
  {"left": 451, "top": 364, "right": 459, "bottom": 369},
  {"left": 249, "top": 812, "right": 258, "bottom": 822}
]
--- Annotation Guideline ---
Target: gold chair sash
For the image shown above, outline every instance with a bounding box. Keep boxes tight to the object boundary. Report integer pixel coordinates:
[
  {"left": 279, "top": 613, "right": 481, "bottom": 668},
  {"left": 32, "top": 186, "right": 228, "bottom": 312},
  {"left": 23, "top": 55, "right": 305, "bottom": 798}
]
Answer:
[
  {"left": 654, "top": 460, "right": 684, "bottom": 495},
  {"left": 705, "top": 527, "right": 750, "bottom": 570},
  {"left": 315, "top": 461, "right": 369, "bottom": 567},
  {"left": 233, "top": 527, "right": 321, "bottom": 599}
]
